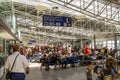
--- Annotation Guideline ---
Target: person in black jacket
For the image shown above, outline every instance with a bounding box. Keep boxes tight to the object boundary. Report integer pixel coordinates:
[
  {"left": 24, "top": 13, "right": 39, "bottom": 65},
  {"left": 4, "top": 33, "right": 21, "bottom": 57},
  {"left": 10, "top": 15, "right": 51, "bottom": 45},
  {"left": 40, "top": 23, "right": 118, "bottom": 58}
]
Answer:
[{"left": 97, "top": 58, "right": 118, "bottom": 80}]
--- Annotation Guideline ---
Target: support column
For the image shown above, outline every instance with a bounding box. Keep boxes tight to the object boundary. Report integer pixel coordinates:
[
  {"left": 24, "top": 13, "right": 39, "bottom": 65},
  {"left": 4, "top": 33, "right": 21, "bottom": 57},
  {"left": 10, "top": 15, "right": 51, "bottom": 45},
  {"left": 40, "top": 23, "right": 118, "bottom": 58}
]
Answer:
[
  {"left": 94, "top": 35, "right": 96, "bottom": 48},
  {"left": 114, "top": 34, "right": 119, "bottom": 70},
  {"left": 14, "top": 40, "right": 16, "bottom": 44},
  {"left": 81, "top": 35, "right": 83, "bottom": 49},
  {"left": 71, "top": 39, "right": 74, "bottom": 49},
  {"left": 114, "top": 34, "right": 117, "bottom": 50},
  {"left": 106, "top": 37, "right": 108, "bottom": 46},
  {"left": 102, "top": 41, "right": 103, "bottom": 48},
  {"left": 12, "top": 0, "right": 16, "bottom": 33},
  {"left": 118, "top": 35, "right": 120, "bottom": 50}
]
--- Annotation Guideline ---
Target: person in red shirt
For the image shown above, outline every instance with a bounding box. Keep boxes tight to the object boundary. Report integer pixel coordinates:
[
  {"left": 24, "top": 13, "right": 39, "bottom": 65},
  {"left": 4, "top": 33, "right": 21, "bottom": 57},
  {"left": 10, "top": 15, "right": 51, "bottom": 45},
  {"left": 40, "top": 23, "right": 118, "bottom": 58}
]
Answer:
[{"left": 84, "top": 43, "right": 91, "bottom": 55}]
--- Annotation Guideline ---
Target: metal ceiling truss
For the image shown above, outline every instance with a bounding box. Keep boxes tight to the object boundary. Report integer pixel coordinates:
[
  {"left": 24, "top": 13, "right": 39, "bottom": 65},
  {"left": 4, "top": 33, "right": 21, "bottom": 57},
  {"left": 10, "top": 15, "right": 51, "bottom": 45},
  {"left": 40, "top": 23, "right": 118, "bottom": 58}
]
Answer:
[
  {"left": 1, "top": 0, "right": 120, "bottom": 43},
  {"left": 48, "top": 0, "right": 120, "bottom": 24},
  {"left": 21, "top": 31, "right": 71, "bottom": 43},
  {"left": 12, "top": 1, "right": 118, "bottom": 34},
  {"left": 18, "top": 21, "right": 78, "bottom": 40},
  {"left": 22, "top": 33, "right": 61, "bottom": 43},
  {"left": 76, "top": 19, "right": 117, "bottom": 33}
]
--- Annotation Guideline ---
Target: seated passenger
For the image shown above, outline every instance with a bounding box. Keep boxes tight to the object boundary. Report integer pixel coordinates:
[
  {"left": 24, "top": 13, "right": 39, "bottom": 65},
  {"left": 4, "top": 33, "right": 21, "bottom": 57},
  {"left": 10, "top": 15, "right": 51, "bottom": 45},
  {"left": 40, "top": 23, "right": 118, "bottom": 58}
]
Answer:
[
  {"left": 97, "top": 58, "right": 118, "bottom": 80},
  {"left": 78, "top": 49, "right": 84, "bottom": 56},
  {"left": 117, "top": 62, "right": 120, "bottom": 79},
  {"left": 40, "top": 54, "right": 49, "bottom": 70},
  {"left": 60, "top": 50, "right": 68, "bottom": 68},
  {"left": 55, "top": 52, "right": 61, "bottom": 69},
  {"left": 49, "top": 53, "right": 58, "bottom": 69}
]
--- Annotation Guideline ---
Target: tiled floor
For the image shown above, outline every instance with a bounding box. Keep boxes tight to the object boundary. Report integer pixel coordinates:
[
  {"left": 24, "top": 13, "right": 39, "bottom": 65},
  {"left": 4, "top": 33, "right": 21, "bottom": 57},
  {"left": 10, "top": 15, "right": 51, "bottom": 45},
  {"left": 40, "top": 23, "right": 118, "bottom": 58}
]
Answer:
[
  {"left": 1, "top": 63, "right": 98, "bottom": 80},
  {"left": 25, "top": 63, "right": 98, "bottom": 80}
]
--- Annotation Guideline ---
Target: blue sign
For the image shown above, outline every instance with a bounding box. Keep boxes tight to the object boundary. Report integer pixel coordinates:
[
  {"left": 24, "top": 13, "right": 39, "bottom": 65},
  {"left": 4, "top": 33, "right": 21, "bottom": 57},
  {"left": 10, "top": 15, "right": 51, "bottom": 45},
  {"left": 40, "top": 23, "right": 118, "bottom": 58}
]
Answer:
[
  {"left": 28, "top": 40, "right": 36, "bottom": 44},
  {"left": 27, "top": 42, "right": 32, "bottom": 44},
  {"left": 42, "top": 15, "right": 72, "bottom": 27},
  {"left": 29, "top": 40, "right": 36, "bottom": 43}
]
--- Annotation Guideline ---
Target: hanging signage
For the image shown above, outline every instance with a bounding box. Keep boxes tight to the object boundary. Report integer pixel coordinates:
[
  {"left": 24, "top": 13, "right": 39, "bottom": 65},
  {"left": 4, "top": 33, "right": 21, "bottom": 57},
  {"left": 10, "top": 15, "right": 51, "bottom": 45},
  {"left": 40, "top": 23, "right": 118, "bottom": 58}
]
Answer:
[
  {"left": 29, "top": 40, "right": 36, "bottom": 43},
  {"left": 28, "top": 40, "right": 36, "bottom": 44},
  {"left": 27, "top": 42, "right": 32, "bottom": 45},
  {"left": 42, "top": 15, "right": 72, "bottom": 27}
]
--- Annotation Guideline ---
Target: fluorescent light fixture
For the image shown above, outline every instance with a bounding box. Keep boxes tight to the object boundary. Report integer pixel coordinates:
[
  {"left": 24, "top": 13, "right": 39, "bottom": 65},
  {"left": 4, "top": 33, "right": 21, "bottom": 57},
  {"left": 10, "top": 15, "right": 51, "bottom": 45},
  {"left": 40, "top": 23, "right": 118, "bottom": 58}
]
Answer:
[{"left": 30, "top": 26, "right": 36, "bottom": 29}]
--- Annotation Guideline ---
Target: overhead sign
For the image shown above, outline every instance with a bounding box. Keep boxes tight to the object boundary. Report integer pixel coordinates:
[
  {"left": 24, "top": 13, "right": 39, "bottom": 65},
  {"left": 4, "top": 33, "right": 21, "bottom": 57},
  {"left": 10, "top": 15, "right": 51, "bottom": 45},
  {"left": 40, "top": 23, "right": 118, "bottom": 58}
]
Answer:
[
  {"left": 42, "top": 15, "right": 72, "bottom": 27},
  {"left": 27, "top": 42, "right": 32, "bottom": 45},
  {"left": 29, "top": 40, "right": 36, "bottom": 43},
  {"left": 28, "top": 40, "right": 36, "bottom": 44}
]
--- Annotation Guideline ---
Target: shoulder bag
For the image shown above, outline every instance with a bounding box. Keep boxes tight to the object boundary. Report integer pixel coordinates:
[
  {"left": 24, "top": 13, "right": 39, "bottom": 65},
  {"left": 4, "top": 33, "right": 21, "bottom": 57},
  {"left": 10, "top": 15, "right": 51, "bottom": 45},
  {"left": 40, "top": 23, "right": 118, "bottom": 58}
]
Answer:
[{"left": 6, "top": 54, "right": 19, "bottom": 79}]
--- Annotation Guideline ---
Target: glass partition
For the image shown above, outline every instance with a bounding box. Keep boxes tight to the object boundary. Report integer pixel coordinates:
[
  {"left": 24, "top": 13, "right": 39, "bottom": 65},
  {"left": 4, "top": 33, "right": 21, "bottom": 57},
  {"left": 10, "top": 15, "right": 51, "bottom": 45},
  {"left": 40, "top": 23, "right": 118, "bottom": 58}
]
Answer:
[
  {"left": 0, "top": 0, "right": 17, "bottom": 34},
  {"left": 0, "top": 37, "right": 5, "bottom": 78},
  {"left": 0, "top": 38, "right": 4, "bottom": 67}
]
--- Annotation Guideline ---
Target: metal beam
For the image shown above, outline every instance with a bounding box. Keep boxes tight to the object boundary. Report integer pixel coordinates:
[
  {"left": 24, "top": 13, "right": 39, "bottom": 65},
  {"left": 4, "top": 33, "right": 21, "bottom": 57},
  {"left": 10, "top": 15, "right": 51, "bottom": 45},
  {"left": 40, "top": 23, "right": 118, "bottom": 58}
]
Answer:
[
  {"left": 98, "top": 4, "right": 107, "bottom": 15},
  {"left": 111, "top": 8, "right": 119, "bottom": 20},
  {"left": 15, "top": 10, "right": 41, "bottom": 19},
  {"left": 48, "top": 0, "right": 120, "bottom": 24},
  {"left": 28, "top": 8, "right": 36, "bottom": 14},
  {"left": 84, "top": 0, "right": 95, "bottom": 10},
  {"left": 67, "top": 0, "right": 74, "bottom": 4}
]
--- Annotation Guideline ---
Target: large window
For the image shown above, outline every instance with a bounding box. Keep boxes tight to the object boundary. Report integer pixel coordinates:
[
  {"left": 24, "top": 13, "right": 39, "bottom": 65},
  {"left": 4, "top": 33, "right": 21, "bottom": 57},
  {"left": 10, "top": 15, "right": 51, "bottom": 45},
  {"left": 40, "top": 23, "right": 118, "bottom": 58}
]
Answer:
[
  {"left": 103, "top": 41, "right": 106, "bottom": 47},
  {"left": 95, "top": 40, "right": 116, "bottom": 49}
]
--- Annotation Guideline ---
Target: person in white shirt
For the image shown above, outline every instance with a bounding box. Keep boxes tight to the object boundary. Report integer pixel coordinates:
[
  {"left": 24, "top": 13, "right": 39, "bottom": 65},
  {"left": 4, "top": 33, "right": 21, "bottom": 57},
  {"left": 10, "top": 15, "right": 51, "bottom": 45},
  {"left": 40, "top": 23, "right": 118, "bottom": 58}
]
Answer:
[
  {"left": 78, "top": 49, "right": 84, "bottom": 56},
  {"left": 67, "top": 46, "right": 72, "bottom": 56},
  {"left": 5, "top": 45, "right": 29, "bottom": 80}
]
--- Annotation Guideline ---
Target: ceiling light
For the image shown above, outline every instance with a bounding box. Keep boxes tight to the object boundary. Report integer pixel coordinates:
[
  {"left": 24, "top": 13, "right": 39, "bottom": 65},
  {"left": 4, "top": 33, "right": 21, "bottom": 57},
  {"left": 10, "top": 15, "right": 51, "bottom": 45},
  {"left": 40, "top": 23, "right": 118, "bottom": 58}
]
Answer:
[
  {"left": 52, "top": 6, "right": 58, "bottom": 10},
  {"left": 30, "top": 26, "right": 36, "bottom": 29},
  {"left": 75, "top": 15, "right": 86, "bottom": 19},
  {"left": 35, "top": 5, "right": 48, "bottom": 12}
]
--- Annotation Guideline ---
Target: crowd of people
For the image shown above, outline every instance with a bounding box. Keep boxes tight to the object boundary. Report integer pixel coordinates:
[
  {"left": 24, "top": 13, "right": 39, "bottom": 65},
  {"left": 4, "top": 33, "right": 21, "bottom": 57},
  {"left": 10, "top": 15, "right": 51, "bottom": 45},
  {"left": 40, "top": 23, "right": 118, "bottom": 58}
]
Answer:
[
  {"left": 5, "top": 43, "right": 120, "bottom": 80},
  {"left": 36, "top": 44, "right": 120, "bottom": 80},
  {"left": 37, "top": 45, "right": 118, "bottom": 69},
  {"left": 5, "top": 45, "right": 29, "bottom": 80}
]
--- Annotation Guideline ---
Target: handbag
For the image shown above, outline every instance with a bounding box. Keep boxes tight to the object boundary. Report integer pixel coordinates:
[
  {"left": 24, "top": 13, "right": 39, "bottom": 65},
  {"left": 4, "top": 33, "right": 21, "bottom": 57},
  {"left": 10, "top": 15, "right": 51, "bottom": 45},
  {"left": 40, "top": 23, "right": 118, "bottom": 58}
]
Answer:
[{"left": 6, "top": 54, "right": 19, "bottom": 79}]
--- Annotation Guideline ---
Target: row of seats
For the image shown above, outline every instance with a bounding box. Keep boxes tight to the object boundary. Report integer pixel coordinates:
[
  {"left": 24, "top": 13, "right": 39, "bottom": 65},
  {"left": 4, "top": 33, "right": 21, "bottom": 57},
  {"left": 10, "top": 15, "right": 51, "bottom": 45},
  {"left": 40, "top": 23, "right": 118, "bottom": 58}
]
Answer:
[{"left": 43, "top": 55, "right": 97, "bottom": 69}]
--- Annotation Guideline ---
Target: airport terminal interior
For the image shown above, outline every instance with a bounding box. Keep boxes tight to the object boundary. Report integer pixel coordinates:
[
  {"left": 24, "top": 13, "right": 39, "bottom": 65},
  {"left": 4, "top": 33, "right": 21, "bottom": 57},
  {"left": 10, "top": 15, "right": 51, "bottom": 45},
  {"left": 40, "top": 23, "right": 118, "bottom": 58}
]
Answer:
[{"left": 0, "top": 0, "right": 120, "bottom": 80}]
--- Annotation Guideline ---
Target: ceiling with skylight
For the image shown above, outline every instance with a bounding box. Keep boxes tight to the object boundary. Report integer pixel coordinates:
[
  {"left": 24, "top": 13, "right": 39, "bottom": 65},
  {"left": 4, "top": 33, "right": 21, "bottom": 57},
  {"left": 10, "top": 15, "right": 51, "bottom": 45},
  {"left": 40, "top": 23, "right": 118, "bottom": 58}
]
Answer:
[{"left": 0, "top": 0, "right": 120, "bottom": 44}]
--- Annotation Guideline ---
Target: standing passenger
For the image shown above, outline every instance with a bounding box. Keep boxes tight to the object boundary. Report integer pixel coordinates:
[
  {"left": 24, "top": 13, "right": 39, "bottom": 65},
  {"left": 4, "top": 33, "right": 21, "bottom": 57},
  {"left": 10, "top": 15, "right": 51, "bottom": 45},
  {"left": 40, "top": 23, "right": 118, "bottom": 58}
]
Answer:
[
  {"left": 85, "top": 61, "right": 93, "bottom": 80},
  {"left": 18, "top": 46, "right": 24, "bottom": 55},
  {"left": 104, "top": 46, "right": 108, "bottom": 58},
  {"left": 67, "top": 45, "right": 72, "bottom": 56},
  {"left": 5, "top": 45, "right": 29, "bottom": 80}
]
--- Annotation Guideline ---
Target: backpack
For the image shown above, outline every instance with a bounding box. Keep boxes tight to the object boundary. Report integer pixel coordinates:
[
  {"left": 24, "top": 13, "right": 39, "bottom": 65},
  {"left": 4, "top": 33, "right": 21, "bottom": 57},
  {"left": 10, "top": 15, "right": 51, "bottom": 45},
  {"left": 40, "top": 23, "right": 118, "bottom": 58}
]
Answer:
[
  {"left": 94, "top": 66, "right": 103, "bottom": 74},
  {"left": 101, "top": 69, "right": 117, "bottom": 80}
]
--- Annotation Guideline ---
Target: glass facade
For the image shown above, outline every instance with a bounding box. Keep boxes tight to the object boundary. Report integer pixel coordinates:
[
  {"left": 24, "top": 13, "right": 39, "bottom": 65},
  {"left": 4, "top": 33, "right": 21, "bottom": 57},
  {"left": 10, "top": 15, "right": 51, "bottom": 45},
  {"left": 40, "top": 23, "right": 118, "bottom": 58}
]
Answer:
[
  {"left": 0, "top": 0, "right": 18, "bottom": 34},
  {"left": 96, "top": 41, "right": 115, "bottom": 49}
]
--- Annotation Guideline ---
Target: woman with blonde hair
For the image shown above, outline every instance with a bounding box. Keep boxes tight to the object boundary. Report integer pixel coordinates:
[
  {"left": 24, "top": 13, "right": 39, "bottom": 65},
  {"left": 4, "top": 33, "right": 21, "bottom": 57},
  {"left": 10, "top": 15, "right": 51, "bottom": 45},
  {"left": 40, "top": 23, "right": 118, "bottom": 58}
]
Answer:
[{"left": 97, "top": 58, "right": 118, "bottom": 80}]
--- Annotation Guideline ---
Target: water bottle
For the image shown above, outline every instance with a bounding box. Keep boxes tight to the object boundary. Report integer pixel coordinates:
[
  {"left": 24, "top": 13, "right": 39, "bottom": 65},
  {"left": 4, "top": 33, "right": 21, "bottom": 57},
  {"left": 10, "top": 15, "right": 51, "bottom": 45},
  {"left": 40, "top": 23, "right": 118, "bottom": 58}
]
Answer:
[{"left": 111, "top": 69, "right": 115, "bottom": 75}]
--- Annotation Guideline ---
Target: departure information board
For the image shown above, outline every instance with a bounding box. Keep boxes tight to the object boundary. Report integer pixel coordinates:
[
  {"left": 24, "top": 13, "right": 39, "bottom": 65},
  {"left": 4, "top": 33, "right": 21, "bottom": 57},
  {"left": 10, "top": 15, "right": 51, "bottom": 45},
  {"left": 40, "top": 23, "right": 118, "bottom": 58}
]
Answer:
[{"left": 42, "top": 15, "right": 72, "bottom": 27}]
